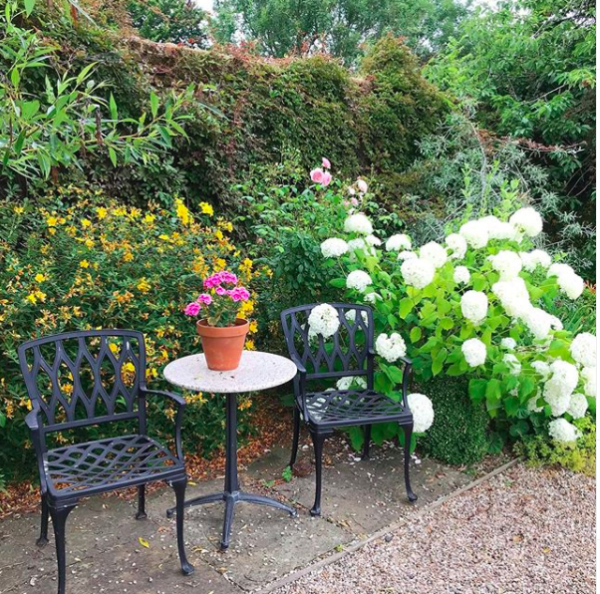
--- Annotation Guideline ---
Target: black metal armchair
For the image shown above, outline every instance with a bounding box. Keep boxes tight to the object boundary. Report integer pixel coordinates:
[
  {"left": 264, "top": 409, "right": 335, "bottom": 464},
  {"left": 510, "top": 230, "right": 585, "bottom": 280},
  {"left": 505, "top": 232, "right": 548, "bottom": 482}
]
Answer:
[
  {"left": 281, "top": 303, "right": 416, "bottom": 516},
  {"left": 18, "top": 330, "right": 193, "bottom": 594}
]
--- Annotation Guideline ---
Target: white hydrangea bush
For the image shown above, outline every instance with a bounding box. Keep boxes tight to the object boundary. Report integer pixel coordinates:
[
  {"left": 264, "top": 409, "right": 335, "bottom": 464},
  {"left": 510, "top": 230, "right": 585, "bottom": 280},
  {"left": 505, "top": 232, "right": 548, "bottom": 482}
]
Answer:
[{"left": 319, "top": 206, "right": 595, "bottom": 447}]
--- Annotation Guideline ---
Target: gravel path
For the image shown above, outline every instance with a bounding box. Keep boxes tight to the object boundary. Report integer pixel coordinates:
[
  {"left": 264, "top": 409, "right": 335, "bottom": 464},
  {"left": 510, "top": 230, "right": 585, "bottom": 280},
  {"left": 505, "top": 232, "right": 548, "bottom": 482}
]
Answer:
[{"left": 275, "top": 464, "right": 596, "bottom": 594}]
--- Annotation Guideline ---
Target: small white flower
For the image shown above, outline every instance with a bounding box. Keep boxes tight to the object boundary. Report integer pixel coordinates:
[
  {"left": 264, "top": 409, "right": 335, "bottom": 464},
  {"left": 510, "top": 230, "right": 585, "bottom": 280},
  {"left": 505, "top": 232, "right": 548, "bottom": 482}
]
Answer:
[
  {"left": 345, "top": 310, "right": 369, "bottom": 326},
  {"left": 548, "top": 418, "right": 581, "bottom": 443},
  {"left": 459, "top": 220, "right": 489, "bottom": 249},
  {"left": 503, "top": 354, "right": 521, "bottom": 375},
  {"left": 320, "top": 238, "right": 349, "bottom": 258},
  {"left": 488, "top": 250, "right": 522, "bottom": 281},
  {"left": 460, "top": 291, "right": 488, "bottom": 324},
  {"left": 570, "top": 333, "right": 596, "bottom": 368},
  {"left": 346, "top": 270, "right": 373, "bottom": 292},
  {"left": 462, "top": 338, "right": 487, "bottom": 367},
  {"left": 400, "top": 258, "right": 436, "bottom": 289},
  {"left": 519, "top": 249, "right": 552, "bottom": 272},
  {"left": 336, "top": 376, "right": 367, "bottom": 391},
  {"left": 501, "top": 337, "right": 517, "bottom": 350},
  {"left": 509, "top": 207, "right": 543, "bottom": 237},
  {"left": 567, "top": 393, "right": 588, "bottom": 419},
  {"left": 364, "top": 292, "right": 381, "bottom": 304},
  {"left": 308, "top": 304, "right": 340, "bottom": 339},
  {"left": 581, "top": 367, "right": 596, "bottom": 397},
  {"left": 344, "top": 213, "right": 373, "bottom": 235},
  {"left": 453, "top": 265, "right": 471, "bottom": 284},
  {"left": 347, "top": 237, "right": 375, "bottom": 259},
  {"left": 407, "top": 393, "right": 434, "bottom": 433},
  {"left": 375, "top": 333, "right": 407, "bottom": 363},
  {"left": 366, "top": 235, "right": 382, "bottom": 247},
  {"left": 385, "top": 234, "right": 412, "bottom": 252},
  {"left": 397, "top": 250, "right": 417, "bottom": 261},
  {"left": 420, "top": 241, "right": 448, "bottom": 269},
  {"left": 357, "top": 179, "right": 368, "bottom": 194},
  {"left": 446, "top": 233, "right": 467, "bottom": 260}
]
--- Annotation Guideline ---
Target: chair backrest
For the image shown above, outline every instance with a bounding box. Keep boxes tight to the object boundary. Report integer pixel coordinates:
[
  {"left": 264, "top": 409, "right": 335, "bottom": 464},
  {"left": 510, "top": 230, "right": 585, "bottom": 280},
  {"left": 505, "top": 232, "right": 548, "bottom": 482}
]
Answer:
[
  {"left": 280, "top": 303, "right": 374, "bottom": 387},
  {"left": 18, "top": 330, "right": 146, "bottom": 434}
]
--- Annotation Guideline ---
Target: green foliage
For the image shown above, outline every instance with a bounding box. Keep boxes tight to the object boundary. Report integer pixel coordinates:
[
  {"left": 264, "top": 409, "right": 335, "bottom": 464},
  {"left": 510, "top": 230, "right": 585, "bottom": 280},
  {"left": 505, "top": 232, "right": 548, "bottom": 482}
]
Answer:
[
  {"left": 516, "top": 416, "right": 596, "bottom": 476},
  {"left": 419, "top": 376, "right": 490, "bottom": 465}
]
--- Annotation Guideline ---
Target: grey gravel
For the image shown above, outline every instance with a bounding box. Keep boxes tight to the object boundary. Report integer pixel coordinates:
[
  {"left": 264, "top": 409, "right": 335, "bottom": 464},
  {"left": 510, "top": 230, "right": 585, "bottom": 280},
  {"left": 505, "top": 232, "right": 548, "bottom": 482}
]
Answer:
[{"left": 274, "top": 464, "right": 596, "bottom": 594}]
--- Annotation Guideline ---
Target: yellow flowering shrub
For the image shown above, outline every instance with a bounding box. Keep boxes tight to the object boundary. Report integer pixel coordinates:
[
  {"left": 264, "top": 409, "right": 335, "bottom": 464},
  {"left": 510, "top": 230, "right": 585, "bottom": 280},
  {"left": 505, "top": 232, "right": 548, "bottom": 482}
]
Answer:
[{"left": 0, "top": 188, "right": 267, "bottom": 481}]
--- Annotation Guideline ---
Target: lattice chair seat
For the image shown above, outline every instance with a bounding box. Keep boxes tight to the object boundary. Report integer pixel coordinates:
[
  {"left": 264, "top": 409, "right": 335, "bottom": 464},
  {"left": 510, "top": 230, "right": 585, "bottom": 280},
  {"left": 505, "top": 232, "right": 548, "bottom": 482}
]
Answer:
[
  {"left": 44, "top": 434, "right": 183, "bottom": 498},
  {"left": 305, "top": 389, "right": 410, "bottom": 428}
]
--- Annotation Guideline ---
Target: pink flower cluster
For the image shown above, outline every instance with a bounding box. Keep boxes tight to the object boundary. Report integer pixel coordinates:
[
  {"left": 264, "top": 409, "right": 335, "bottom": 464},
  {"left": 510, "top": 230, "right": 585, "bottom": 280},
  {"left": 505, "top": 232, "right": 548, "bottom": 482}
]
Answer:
[
  {"left": 184, "top": 270, "right": 250, "bottom": 317},
  {"left": 203, "top": 271, "right": 238, "bottom": 289},
  {"left": 310, "top": 157, "right": 332, "bottom": 187}
]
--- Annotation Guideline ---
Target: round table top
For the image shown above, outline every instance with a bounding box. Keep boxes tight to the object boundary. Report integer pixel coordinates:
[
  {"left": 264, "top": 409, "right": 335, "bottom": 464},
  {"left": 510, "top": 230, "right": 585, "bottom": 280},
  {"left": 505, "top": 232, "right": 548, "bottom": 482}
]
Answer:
[{"left": 163, "top": 351, "right": 298, "bottom": 394}]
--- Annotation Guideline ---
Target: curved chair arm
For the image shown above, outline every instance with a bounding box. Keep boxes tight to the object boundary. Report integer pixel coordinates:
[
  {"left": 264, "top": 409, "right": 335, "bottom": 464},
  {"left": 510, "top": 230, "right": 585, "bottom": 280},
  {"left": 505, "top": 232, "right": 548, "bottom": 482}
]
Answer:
[
  {"left": 290, "top": 355, "right": 310, "bottom": 420},
  {"left": 140, "top": 386, "right": 186, "bottom": 461},
  {"left": 25, "top": 402, "right": 49, "bottom": 494},
  {"left": 399, "top": 356, "right": 413, "bottom": 408}
]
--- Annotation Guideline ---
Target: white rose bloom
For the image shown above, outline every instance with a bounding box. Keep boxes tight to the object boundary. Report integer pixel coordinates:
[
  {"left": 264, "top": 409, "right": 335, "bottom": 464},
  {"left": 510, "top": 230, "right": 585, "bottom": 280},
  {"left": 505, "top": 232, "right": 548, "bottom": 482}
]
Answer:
[
  {"left": 531, "top": 360, "right": 551, "bottom": 381},
  {"left": 492, "top": 277, "right": 531, "bottom": 318},
  {"left": 459, "top": 220, "right": 489, "bottom": 249},
  {"left": 344, "top": 213, "right": 373, "bottom": 235},
  {"left": 548, "top": 418, "right": 581, "bottom": 443},
  {"left": 503, "top": 354, "right": 522, "bottom": 375},
  {"left": 321, "top": 238, "right": 349, "bottom": 258},
  {"left": 567, "top": 393, "right": 588, "bottom": 420},
  {"left": 407, "top": 393, "right": 434, "bottom": 433},
  {"left": 570, "top": 333, "right": 596, "bottom": 368},
  {"left": 581, "top": 367, "right": 596, "bottom": 397},
  {"left": 501, "top": 337, "right": 517, "bottom": 350},
  {"left": 397, "top": 250, "right": 417, "bottom": 261},
  {"left": 336, "top": 376, "right": 367, "bottom": 391},
  {"left": 522, "top": 307, "right": 554, "bottom": 340},
  {"left": 308, "top": 304, "right": 340, "bottom": 339},
  {"left": 364, "top": 292, "right": 381, "bottom": 304},
  {"left": 509, "top": 207, "right": 543, "bottom": 237},
  {"left": 385, "top": 234, "right": 412, "bottom": 251},
  {"left": 420, "top": 241, "right": 448, "bottom": 269},
  {"left": 446, "top": 233, "right": 467, "bottom": 260},
  {"left": 375, "top": 333, "right": 407, "bottom": 363},
  {"left": 400, "top": 258, "right": 436, "bottom": 289},
  {"left": 462, "top": 338, "right": 487, "bottom": 367},
  {"left": 557, "top": 272, "right": 584, "bottom": 300},
  {"left": 346, "top": 270, "right": 373, "bottom": 292},
  {"left": 453, "top": 265, "right": 471, "bottom": 284},
  {"left": 488, "top": 250, "right": 522, "bottom": 281},
  {"left": 366, "top": 234, "right": 382, "bottom": 247},
  {"left": 519, "top": 249, "right": 552, "bottom": 272},
  {"left": 460, "top": 291, "right": 488, "bottom": 324}
]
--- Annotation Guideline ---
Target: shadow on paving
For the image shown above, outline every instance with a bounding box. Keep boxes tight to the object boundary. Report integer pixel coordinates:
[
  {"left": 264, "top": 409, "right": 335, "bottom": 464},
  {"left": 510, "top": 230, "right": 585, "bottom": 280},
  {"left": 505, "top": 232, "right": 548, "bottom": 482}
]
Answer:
[{"left": 0, "top": 440, "right": 479, "bottom": 593}]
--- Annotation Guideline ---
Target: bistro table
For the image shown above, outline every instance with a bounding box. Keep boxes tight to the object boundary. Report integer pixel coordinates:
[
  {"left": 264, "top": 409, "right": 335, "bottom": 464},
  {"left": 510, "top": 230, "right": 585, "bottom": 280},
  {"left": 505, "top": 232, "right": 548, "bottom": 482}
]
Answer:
[{"left": 164, "top": 350, "right": 298, "bottom": 550}]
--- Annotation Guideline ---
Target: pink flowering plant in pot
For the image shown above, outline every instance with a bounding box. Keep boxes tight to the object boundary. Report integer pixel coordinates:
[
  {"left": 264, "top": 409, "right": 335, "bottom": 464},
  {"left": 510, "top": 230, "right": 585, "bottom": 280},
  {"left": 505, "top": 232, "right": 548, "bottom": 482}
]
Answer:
[{"left": 185, "top": 271, "right": 251, "bottom": 370}]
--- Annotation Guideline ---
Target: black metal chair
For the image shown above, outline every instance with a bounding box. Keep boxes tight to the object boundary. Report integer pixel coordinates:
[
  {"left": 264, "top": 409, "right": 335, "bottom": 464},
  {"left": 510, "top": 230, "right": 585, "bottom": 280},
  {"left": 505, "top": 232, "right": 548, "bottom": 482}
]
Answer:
[
  {"left": 18, "top": 330, "right": 194, "bottom": 594},
  {"left": 281, "top": 303, "right": 416, "bottom": 516}
]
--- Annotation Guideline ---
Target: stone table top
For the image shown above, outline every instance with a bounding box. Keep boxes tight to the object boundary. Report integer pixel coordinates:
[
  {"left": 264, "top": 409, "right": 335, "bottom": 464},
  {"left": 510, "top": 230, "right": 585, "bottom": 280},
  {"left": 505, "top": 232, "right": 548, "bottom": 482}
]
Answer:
[{"left": 163, "top": 351, "right": 298, "bottom": 394}]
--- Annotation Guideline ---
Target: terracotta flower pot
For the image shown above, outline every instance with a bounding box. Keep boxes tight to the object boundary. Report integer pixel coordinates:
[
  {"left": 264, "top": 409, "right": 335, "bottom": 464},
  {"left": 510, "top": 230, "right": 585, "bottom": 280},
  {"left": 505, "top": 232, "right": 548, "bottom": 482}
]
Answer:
[{"left": 196, "top": 318, "right": 249, "bottom": 371}]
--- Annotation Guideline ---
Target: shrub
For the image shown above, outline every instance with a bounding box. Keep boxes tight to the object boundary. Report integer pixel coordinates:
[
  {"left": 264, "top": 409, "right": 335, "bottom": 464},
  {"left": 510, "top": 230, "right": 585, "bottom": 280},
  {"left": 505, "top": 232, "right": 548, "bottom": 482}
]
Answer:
[
  {"left": 0, "top": 188, "right": 266, "bottom": 482},
  {"left": 419, "top": 377, "right": 490, "bottom": 465}
]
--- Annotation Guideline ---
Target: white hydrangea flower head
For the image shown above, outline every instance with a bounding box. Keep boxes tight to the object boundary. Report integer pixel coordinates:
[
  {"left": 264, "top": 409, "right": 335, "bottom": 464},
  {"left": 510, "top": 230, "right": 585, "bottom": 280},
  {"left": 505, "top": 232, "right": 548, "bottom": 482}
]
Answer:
[
  {"left": 375, "top": 333, "right": 407, "bottom": 363},
  {"left": 548, "top": 418, "right": 581, "bottom": 443},
  {"left": 567, "top": 393, "right": 588, "bottom": 420},
  {"left": 557, "top": 271, "right": 584, "bottom": 300},
  {"left": 347, "top": 237, "right": 375, "bottom": 259},
  {"left": 344, "top": 213, "right": 373, "bottom": 235},
  {"left": 480, "top": 216, "right": 520, "bottom": 241},
  {"left": 543, "top": 359, "right": 579, "bottom": 416},
  {"left": 570, "top": 333, "right": 596, "bottom": 368},
  {"left": 527, "top": 393, "right": 544, "bottom": 413},
  {"left": 446, "top": 233, "right": 467, "bottom": 260},
  {"left": 519, "top": 249, "right": 552, "bottom": 272},
  {"left": 503, "top": 354, "right": 522, "bottom": 375},
  {"left": 488, "top": 250, "right": 522, "bottom": 281},
  {"left": 320, "top": 238, "right": 349, "bottom": 258},
  {"left": 581, "top": 367, "right": 596, "bottom": 397},
  {"left": 459, "top": 220, "right": 489, "bottom": 249},
  {"left": 492, "top": 277, "right": 531, "bottom": 318},
  {"left": 454, "top": 265, "right": 471, "bottom": 284},
  {"left": 420, "top": 241, "right": 448, "bottom": 269},
  {"left": 460, "top": 291, "right": 489, "bottom": 324},
  {"left": 346, "top": 270, "right": 373, "bottom": 292},
  {"left": 364, "top": 292, "right": 381, "bottom": 304},
  {"left": 366, "top": 234, "right": 382, "bottom": 247},
  {"left": 407, "top": 393, "right": 434, "bottom": 433},
  {"left": 509, "top": 207, "right": 543, "bottom": 237},
  {"left": 400, "top": 258, "right": 435, "bottom": 289},
  {"left": 501, "top": 337, "right": 517, "bottom": 350},
  {"left": 531, "top": 360, "right": 551, "bottom": 381},
  {"left": 550, "top": 360, "right": 579, "bottom": 391},
  {"left": 385, "top": 234, "right": 412, "bottom": 252},
  {"left": 462, "top": 338, "right": 487, "bottom": 367},
  {"left": 547, "top": 263, "right": 574, "bottom": 278},
  {"left": 308, "top": 304, "right": 340, "bottom": 339},
  {"left": 336, "top": 376, "right": 367, "bottom": 391},
  {"left": 345, "top": 309, "right": 369, "bottom": 326},
  {"left": 522, "top": 307, "right": 554, "bottom": 341},
  {"left": 397, "top": 250, "right": 417, "bottom": 261}
]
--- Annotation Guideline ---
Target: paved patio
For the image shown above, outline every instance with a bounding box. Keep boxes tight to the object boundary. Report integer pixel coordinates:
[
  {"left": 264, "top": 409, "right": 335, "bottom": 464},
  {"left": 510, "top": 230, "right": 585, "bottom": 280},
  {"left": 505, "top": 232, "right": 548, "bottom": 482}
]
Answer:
[{"left": 0, "top": 437, "right": 517, "bottom": 594}]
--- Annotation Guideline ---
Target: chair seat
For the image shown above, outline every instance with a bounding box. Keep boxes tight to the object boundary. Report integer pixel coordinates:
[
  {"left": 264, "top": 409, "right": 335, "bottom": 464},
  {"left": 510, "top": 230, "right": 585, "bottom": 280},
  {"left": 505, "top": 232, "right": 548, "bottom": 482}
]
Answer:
[
  {"left": 44, "top": 434, "right": 184, "bottom": 500},
  {"left": 305, "top": 389, "right": 411, "bottom": 429}
]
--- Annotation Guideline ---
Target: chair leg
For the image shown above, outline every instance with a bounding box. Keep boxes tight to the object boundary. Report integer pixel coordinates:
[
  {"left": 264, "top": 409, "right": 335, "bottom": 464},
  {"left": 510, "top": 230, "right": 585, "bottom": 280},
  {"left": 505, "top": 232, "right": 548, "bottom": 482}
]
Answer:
[
  {"left": 362, "top": 425, "right": 372, "bottom": 460},
  {"left": 37, "top": 492, "right": 49, "bottom": 547},
  {"left": 289, "top": 408, "right": 301, "bottom": 468},
  {"left": 309, "top": 429, "right": 329, "bottom": 517},
  {"left": 49, "top": 503, "right": 76, "bottom": 594},
  {"left": 171, "top": 479, "right": 194, "bottom": 576},
  {"left": 403, "top": 424, "right": 418, "bottom": 503},
  {"left": 135, "top": 484, "right": 147, "bottom": 520}
]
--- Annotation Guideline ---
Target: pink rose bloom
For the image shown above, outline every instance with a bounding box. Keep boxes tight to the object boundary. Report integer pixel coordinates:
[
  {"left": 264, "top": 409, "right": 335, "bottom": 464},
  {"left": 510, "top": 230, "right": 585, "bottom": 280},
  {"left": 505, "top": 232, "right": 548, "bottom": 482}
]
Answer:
[
  {"left": 219, "top": 271, "right": 238, "bottom": 284},
  {"left": 357, "top": 179, "right": 368, "bottom": 193},
  {"left": 322, "top": 157, "right": 331, "bottom": 169},
  {"left": 197, "top": 293, "right": 212, "bottom": 305},
  {"left": 350, "top": 197, "right": 359, "bottom": 206},
  {"left": 310, "top": 168, "right": 324, "bottom": 184},
  {"left": 184, "top": 302, "right": 201, "bottom": 316},
  {"left": 215, "top": 286, "right": 227, "bottom": 296},
  {"left": 321, "top": 171, "right": 332, "bottom": 187}
]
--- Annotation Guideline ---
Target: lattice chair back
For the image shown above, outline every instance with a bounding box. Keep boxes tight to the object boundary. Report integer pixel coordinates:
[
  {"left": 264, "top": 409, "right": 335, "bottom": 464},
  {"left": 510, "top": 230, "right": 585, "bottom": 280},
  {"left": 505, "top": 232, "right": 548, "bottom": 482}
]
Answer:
[
  {"left": 18, "top": 330, "right": 146, "bottom": 435},
  {"left": 280, "top": 303, "right": 374, "bottom": 389}
]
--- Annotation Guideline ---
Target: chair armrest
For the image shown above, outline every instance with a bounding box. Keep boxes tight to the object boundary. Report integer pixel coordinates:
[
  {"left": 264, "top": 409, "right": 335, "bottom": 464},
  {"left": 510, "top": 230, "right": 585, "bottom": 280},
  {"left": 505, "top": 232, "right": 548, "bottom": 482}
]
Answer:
[
  {"left": 289, "top": 356, "right": 309, "bottom": 420},
  {"left": 140, "top": 385, "right": 186, "bottom": 461},
  {"left": 290, "top": 354, "right": 307, "bottom": 375},
  {"left": 24, "top": 403, "right": 49, "bottom": 494},
  {"left": 25, "top": 407, "right": 41, "bottom": 432}
]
